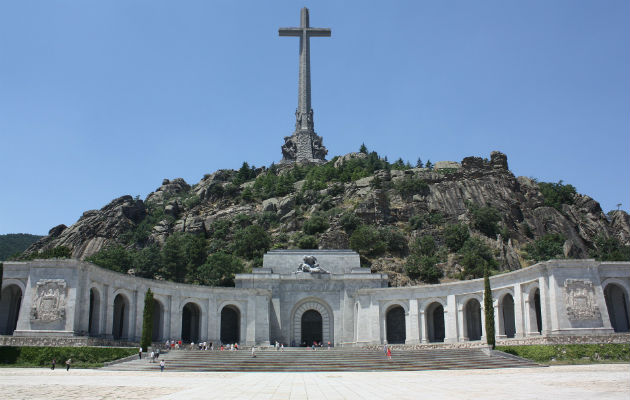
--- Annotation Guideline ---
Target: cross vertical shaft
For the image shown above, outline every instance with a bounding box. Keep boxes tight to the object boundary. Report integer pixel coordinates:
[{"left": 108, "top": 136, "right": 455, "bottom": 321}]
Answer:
[{"left": 279, "top": 7, "right": 331, "bottom": 162}]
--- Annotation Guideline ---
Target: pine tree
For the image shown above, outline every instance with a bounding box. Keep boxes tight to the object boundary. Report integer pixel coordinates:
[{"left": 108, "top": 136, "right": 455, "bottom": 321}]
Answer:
[
  {"left": 425, "top": 159, "right": 433, "bottom": 170},
  {"left": 416, "top": 158, "right": 423, "bottom": 168},
  {"left": 140, "top": 289, "right": 154, "bottom": 352},
  {"left": 484, "top": 268, "right": 496, "bottom": 349},
  {"left": 359, "top": 143, "right": 368, "bottom": 154}
]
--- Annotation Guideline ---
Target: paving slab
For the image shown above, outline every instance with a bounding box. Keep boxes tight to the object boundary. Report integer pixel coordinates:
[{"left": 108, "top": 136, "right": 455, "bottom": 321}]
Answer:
[{"left": 0, "top": 364, "right": 627, "bottom": 400}]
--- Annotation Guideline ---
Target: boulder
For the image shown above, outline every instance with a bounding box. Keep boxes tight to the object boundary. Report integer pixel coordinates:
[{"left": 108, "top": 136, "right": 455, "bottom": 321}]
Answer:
[{"left": 262, "top": 198, "right": 279, "bottom": 213}]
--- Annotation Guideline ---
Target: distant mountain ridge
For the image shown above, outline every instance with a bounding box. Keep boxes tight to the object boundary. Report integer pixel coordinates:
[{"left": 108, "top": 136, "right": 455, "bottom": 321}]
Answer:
[{"left": 20, "top": 150, "right": 630, "bottom": 286}]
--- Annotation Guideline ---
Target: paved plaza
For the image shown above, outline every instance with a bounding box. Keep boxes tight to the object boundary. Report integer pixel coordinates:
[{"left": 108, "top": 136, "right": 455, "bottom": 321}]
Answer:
[{"left": 0, "top": 364, "right": 627, "bottom": 399}]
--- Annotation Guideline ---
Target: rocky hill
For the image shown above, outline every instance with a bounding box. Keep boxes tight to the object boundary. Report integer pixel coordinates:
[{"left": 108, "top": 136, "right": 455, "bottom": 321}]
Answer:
[
  {"left": 21, "top": 150, "right": 630, "bottom": 286},
  {"left": 0, "top": 233, "right": 43, "bottom": 260}
]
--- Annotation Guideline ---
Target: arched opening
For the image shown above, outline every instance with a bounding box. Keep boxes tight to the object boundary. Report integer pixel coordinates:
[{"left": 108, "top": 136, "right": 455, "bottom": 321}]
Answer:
[
  {"left": 386, "top": 305, "right": 406, "bottom": 344},
  {"left": 464, "top": 299, "right": 482, "bottom": 341},
  {"left": 292, "top": 300, "right": 333, "bottom": 347},
  {"left": 0, "top": 285, "right": 23, "bottom": 335},
  {"left": 220, "top": 305, "right": 240, "bottom": 345},
  {"left": 152, "top": 300, "right": 164, "bottom": 341},
  {"left": 426, "top": 302, "right": 445, "bottom": 343},
  {"left": 88, "top": 288, "right": 100, "bottom": 336},
  {"left": 301, "top": 309, "right": 322, "bottom": 346},
  {"left": 501, "top": 294, "right": 516, "bottom": 338},
  {"left": 529, "top": 288, "right": 543, "bottom": 334},
  {"left": 181, "top": 302, "right": 201, "bottom": 343},
  {"left": 112, "top": 294, "right": 129, "bottom": 340},
  {"left": 604, "top": 284, "right": 630, "bottom": 332}
]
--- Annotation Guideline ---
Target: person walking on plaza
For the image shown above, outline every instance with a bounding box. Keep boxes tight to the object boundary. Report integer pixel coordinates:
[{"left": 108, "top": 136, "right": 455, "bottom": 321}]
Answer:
[
  {"left": 150, "top": 351, "right": 155, "bottom": 363},
  {"left": 160, "top": 359, "right": 165, "bottom": 372},
  {"left": 139, "top": 347, "right": 142, "bottom": 359},
  {"left": 51, "top": 358, "right": 56, "bottom": 370},
  {"left": 65, "top": 358, "right": 71, "bottom": 371},
  {"left": 156, "top": 348, "right": 160, "bottom": 359}
]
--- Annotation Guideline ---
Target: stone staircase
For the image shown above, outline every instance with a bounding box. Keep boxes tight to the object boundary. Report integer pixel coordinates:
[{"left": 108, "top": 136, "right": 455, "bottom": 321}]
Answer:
[{"left": 104, "top": 347, "right": 540, "bottom": 372}]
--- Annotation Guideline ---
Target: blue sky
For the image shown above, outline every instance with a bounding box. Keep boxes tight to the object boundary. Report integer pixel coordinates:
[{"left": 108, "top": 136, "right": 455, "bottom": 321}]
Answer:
[{"left": 1, "top": 1, "right": 628, "bottom": 235}]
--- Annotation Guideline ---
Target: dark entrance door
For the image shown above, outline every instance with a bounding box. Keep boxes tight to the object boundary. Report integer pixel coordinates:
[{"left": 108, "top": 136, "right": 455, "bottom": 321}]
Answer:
[
  {"left": 182, "top": 303, "right": 200, "bottom": 343},
  {"left": 386, "top": 306, "right": 406, "bottom": 344},
  {"left": 220, "top": 306, "right": 240, "bottom": 344},
  {"left": 301, "top": 310, "right": 322, "bottom": 346}
]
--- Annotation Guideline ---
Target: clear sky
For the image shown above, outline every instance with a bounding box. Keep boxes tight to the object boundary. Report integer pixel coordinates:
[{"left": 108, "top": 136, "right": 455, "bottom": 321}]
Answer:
[{"left": 1, "top": 1, "right": 628, "bottom": 235}]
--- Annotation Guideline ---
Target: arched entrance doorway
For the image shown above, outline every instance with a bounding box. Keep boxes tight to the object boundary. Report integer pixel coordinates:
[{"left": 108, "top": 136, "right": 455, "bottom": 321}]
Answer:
[
  {"left": 501, "top": 294, "right": 516, "bottom": 338},
  {"left": 152, "top": 300, "right": 164, "bottom": 341},
  {"left": 529, "top": 288, "right": 542, "bottom": 334},
  {"left": 386, "top": 305, "right": 406, "bottom": 344},
  {"left": 220, "top": 305, "right": 240, "bottom": 344},
  {"left": 88, "top": 288, "right": 100, "bottom": 336},
  {"left": 426, "top": 302, "right": 445, "bottom": 343},
  {"left": 0, "top": 285, "right": 23, "bottom": 335},
  {"left": 604, "top": 284, "right": 630, "bottom": 332},
  {"left": 112, "top": 294, "right": 129, "bottom": 340},
  {"left": 464, "top": 299, "right": 482, "bottom": 341},
  {"left": 301, "top": 310, "right": 322, "bottom": 346},
  {"left": 181, "top": 302, "right": 201, "bottom": 343},
  {"left": 292, "top": 300, "right": 333, "bottom": 347}
]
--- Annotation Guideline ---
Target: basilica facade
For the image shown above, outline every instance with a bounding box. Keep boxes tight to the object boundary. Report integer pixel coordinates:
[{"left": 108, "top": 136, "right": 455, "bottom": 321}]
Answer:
[{"left": 1, "top": 250, "right": 629, "bottom": 346}]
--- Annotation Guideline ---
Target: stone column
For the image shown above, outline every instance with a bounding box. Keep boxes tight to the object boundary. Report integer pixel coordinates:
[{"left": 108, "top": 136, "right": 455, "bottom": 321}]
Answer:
[
  {"left": 246, "top": 299, "right": 256, "bottom": 346},
  {"left": 406, "top": 299, "right": 420, "bottom": 345},
  {"left": 255, "top": 295, "right": 271, "bottom": 346},
  {"left": 445, "top": 294, "right": 458, "bottom": 343},
  {"left": 495, "top": 298, "right": 504, "bottom": 339},
  {"left": 513, "top": 284, "right": 525, "bottom": 338},
  {"left": 480, "top": 300, "right": 487, "bottom": 343},
  {"left": 104, "top": 286, "right": 115, "bottom": 339},
  {"left": 170, "top": 296, "right": 181, "bottom": 342},
  {"left": 130, "top": 289, "right": 138, "bottom": 340},
  {"left": 207, "top": 296, "right": 218, "bottom": 344},
  {"left": 457, "top": 300, "right": 466, "bottom": 341},
  {"left": 419, "top": 306, "right": 427, "bottom": 344},
  {"left": 539, "top": 276, "right": 551, "bottom": 336},
  {"left": 164, "top": 295, "right": 172, "bottom": 340}
]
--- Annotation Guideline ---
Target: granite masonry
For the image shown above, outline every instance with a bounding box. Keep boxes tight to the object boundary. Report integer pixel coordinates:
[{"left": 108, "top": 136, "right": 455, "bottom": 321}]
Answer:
[{"left": 1, "top": 250, "right": 629, "bottom": 347}]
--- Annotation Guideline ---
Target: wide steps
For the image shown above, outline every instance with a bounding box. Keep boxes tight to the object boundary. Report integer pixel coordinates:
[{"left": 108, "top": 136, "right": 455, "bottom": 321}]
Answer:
[{"left": 105, "top": 348, "right": 540, "bottom": 372}]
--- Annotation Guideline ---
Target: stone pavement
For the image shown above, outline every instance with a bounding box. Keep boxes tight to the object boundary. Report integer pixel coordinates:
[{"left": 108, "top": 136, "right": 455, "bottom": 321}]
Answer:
[{"left": 0, "top": 364, "right": 627, "bottom": 399}]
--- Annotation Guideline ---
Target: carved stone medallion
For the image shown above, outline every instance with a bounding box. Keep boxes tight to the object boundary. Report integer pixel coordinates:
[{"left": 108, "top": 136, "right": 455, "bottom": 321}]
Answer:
[
  {"left": 30, "top": 279, "right": 67, "bottom": 322},
  {"left": 564, "top": 279, "right": 601, "bottom": 321}
]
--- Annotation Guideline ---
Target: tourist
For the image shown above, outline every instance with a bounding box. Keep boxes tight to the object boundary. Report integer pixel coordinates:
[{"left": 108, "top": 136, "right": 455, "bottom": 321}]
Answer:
[
  {"left": 280, "top": 343, "right": 284, "bottom": 352},
  {"left": 165, "top": 339, "right": 170, "bottom": 349},
  {"left": 220, "top": 344, "right": 224, "bottom": 351},
  {"left": 275, "top": 341, "right": 279, "bottom": 351},
  {"left": 160, "top": 359, "right": 165, "bottom": 372},
  {"left": 387, "top": 346, "right": 392, "bottom": 360},
  {"left": 150, "top": 351, "right": 155, "bottom": 363},
  {"left": 51, "top": 358, "right": 56, "bottom": 370},
  {"left": 327, "top": 341, "right": 331, "bottom": 350},
  {"left": 210, "top": 342, "right": 213, "bottom": 351},
  {"left": 251, "top": 345, "right": 256, "bottom": 358},
  {"left": 65, "top": 358, "right": 71, "bottom": 371},
  {"left": 139, "top": 347, "right": 142, "bottom": 359},
  {"left": 156, "top": 348, "right": 160, "bottom": 359},
  {"left": 312, "top": 341, "right": 316, "bottom": 350}
]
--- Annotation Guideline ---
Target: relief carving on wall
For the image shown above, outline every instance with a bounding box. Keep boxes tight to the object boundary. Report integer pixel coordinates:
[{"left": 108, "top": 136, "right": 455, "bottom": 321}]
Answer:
[
  {"left": 30, "top": 279, "right": 67, "bottom": 322},
  {"left": 564, "top": 279, "right": 601, "bottom": 321}
]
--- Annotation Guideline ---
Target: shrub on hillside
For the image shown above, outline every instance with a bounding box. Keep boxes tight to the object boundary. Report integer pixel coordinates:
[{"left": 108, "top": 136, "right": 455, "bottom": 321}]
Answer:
[
  {"left": 538, "top": 180, "right": 577, "bottom": 210},
  {"left": 524, "top": 233, "right": 565, "bottom": 261},
  {"left": 458, "top": 237, "right": 497, "bottom": 279},
  {"left": 197, "top": 252, "right": 244, "bottom": 287},
  {"left": 470, "top": 205, "right": 501, "bottom": 238},
  {"left": 349, "top": 225, "right": 387, "bottom": 257},
  {"left": 303, "top": 215, "right": 329, "bottom": 235},
  {"left": 444, "top": 224, "right": 470, "bottom": 252}
]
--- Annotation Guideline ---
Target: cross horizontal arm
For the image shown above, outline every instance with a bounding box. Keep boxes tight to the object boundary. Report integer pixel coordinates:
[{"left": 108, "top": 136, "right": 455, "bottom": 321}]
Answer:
[{"left": 279, "top": 28, "right": 332, "bottom": 37}]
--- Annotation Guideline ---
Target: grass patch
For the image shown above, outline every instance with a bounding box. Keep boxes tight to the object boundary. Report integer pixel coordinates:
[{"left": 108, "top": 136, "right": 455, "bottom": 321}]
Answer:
[
  {"left": 496, "top": 343, "right": 630, "bottom": 364},
  {"left": 0, "top": 346, "right": 137, "bottom": 368}
]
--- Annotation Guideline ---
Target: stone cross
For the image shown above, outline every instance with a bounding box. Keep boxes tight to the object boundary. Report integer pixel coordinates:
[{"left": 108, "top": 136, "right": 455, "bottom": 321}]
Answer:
[{"left": 279, "top": 7, "right": 330, "bottom": 163}]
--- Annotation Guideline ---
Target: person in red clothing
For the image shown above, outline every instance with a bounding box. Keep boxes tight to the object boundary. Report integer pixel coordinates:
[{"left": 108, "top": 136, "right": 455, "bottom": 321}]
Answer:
[{"left": 386, "top": 346, "right": 392, "bottom": 360}]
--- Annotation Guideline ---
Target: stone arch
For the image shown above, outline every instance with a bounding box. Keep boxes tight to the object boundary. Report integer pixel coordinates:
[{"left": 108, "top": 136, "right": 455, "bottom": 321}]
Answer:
[
  {"left": 112, "top": 293, "right": 131, "bottom": 340},
  {"left": 181, "top": 301, "right": 202, "bottom": 343},
  {"left": 0, "top": 284, "right": 23, "bottom": 335},
  {"left": 604, "top": 282, "right": 630, "bottom": 333},
  {"left": 528, "top": 286, "right": 542, "bottom": 334},
  {"left": 386, "top": 304, "right": 406, "bottom": 344},
  {"left": 425, "top": 301, "right": 445, "bottom": 343},
  {"left": 152, "top": 298, "right": 164, "bottom": 341},
  {"left": 88, "top": 287, "right": 101, "bottom": 336},
  {"left": 464, "top": 298, "right": 482, "bottom": 341},
  {"left": 220, "top": 304, "right": 241, "bottom": 345},
  {"left": 291, "top": 299, "right": 333, "bottom": 347},
  {"left": 499, "top": 293, "right": 516, "bottom": 338}
]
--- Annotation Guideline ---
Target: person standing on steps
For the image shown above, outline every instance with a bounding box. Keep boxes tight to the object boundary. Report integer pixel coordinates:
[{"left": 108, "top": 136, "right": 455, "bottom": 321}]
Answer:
[
  {"left": 251, "top": 345, "right": 257, "bottom": 358},
  {"left": 51, "top": 358, "right": 56, "bottom": 370},
  {"left": 160, "top": 359, "right": 165, "bottom": 372},
  {"left": 139, "top": 347, "right": 142, "bottom": 359},
  {"left": 386, "top": 346, "right": 392, "bottom": 361},
  {"left": 65, "top": 358, "right": 71, "bottom": 371}
]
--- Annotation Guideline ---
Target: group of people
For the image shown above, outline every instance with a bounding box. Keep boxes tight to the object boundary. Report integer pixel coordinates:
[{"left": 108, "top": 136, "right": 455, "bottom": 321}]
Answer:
[
  {"left": 164, "top": 339, "right": 219, "bottom": 351},
  {"left": 50, "top": 358, "right": 72, "bottom": 371}
]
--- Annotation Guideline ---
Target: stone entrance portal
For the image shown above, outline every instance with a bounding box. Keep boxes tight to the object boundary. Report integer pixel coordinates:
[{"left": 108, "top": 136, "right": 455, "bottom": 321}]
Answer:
[
  {"left": 301, "top": 310, "right": 322, "bottom": 346},
  {"left": 292, "top": 300, "right": 332, "bottom": 347},
  {"left": 386, "top": 306, "right": 406, "bottom": 344}
]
